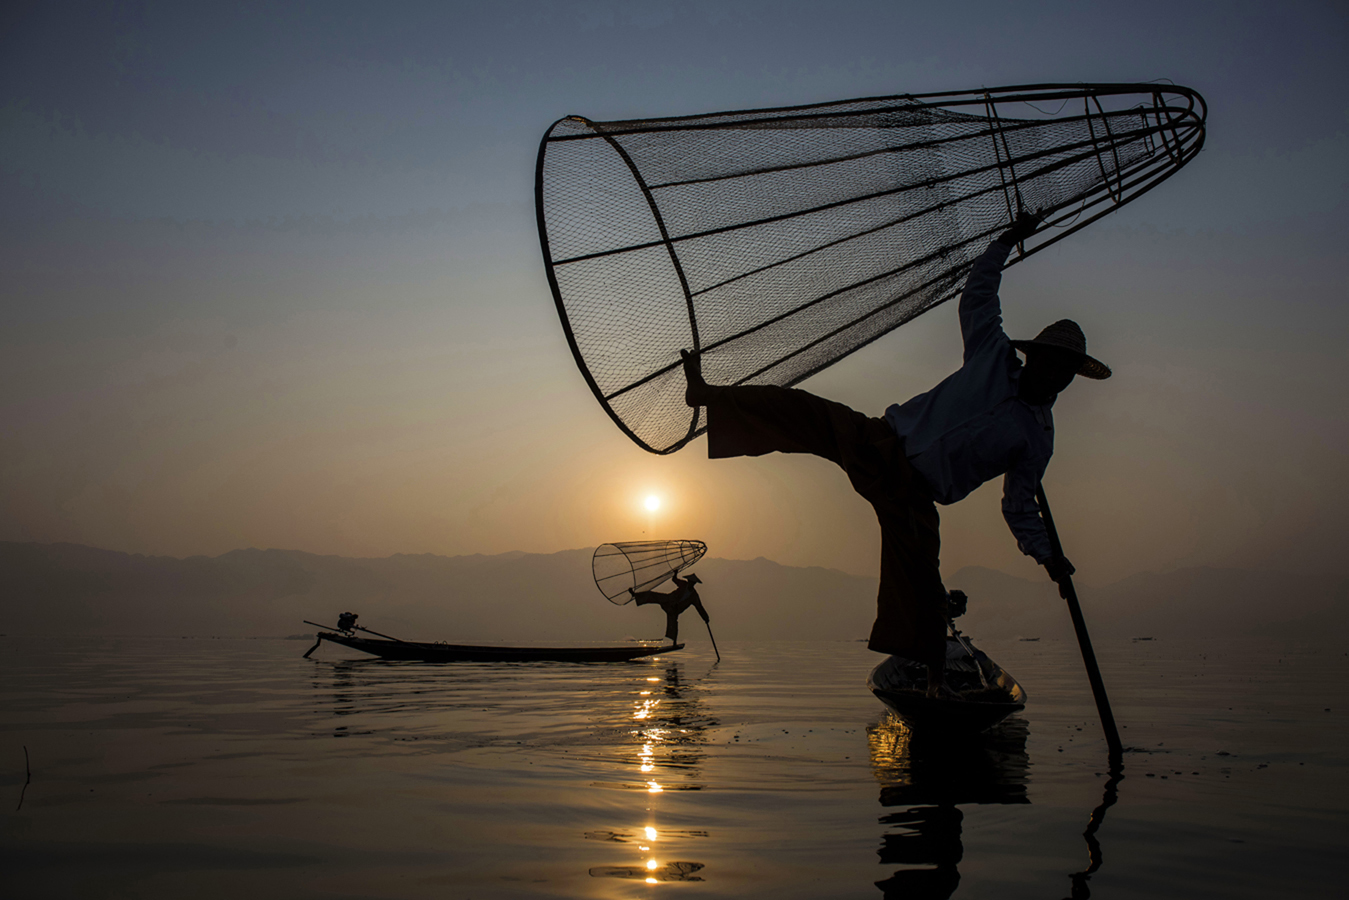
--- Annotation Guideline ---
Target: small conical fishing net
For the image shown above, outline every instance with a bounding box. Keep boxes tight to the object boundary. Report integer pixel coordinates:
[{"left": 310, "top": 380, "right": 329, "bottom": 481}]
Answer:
[
  {"left": 593, "top": 540, "right": 708, "bottom": 604},
  {"left": 536, "top": 83, "right": 1206, "bottom": 454}
]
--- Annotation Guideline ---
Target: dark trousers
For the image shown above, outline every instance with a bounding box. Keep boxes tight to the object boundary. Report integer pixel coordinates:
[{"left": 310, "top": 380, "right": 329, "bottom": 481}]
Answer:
[{"left": 705, "top": 384, "right": 947, "bottom": 667}]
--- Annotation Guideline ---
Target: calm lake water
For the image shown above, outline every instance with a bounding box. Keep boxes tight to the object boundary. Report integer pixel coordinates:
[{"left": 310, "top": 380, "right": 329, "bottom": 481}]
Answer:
[{"left": 2, "top": 636, "right": 1346, "bottom": 898}]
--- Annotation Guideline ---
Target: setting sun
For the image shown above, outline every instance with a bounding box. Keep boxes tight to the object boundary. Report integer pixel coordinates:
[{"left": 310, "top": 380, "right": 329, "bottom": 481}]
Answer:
[{"left": 644, "top": 495, "right": 661, "bottom": 512}]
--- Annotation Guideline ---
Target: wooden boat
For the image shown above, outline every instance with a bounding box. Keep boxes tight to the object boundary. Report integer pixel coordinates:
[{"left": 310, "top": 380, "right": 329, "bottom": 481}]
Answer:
[
  {"left": 868, "top": 634, "right": 1026, "bottom": 733},
  {"left": 303, "top": 621, "right": 682, "bottom": 663}
]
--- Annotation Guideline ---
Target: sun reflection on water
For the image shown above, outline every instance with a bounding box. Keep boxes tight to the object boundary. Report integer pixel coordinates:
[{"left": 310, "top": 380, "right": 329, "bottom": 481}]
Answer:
[{"left": 586, "top": 662, "right": 713, "bottom": 885}]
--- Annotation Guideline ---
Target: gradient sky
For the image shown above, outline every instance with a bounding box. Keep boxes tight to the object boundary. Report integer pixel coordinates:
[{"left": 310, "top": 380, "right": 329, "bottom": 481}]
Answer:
[{"left": 2, "top": 0, "right": 1346, "bottom": 587}]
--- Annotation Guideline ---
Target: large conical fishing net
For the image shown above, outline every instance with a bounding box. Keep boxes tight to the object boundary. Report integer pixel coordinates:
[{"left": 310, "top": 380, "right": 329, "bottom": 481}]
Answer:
[
  {"left": 536, "top": 83, "right": 1206, "bottom": 454},
  {"left": 593, "top": 540, "right": 708, "bottom": 605}
]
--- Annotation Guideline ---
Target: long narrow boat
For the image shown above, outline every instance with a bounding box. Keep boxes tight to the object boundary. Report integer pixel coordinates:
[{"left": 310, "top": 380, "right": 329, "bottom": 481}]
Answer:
[
  {"left": 305, "top": 628, "right": 683, "bottom": 663},
  {"left": 868, "top": 634, "right": 1026, "bottom": 733}
]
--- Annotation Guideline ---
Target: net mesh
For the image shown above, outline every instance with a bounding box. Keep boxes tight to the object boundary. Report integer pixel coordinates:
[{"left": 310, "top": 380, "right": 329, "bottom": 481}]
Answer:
[
  {"left": 537, "top": 83, "right": 1206, "bottom": 454},
  {"left": 593, "top": 540, "right": 708, "bottom": 604}
]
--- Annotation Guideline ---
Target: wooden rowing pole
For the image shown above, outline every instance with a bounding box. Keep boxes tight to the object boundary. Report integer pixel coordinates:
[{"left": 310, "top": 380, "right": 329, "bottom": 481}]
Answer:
[{"left": 1036, "top": 486, "right": 1124, "bottom": 760}]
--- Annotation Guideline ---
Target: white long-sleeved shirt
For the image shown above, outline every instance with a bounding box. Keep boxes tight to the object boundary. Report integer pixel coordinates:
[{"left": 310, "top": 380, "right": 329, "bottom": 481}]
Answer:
[{"left": 883, "top": 240, "right": 1054, "bottom": 563}]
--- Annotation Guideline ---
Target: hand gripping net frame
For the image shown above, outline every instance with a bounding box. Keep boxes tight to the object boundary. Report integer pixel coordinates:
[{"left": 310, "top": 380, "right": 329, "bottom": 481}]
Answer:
[
  {"left": 536, "top": 82, "right": 1206, "bottom": 454},
  {"left": 593, "top": 540, "right": 708, "bottom": 605}
]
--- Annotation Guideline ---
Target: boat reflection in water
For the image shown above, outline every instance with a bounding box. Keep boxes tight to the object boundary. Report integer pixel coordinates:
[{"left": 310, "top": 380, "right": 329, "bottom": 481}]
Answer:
[
  {"left": 869, "top": 713, "right": 1125, "bottom": 898},
  {"left": 316, "top": 659, "right": 374, "bottom": 738},
  {"left": 587, "top": 662, "right": 713, "bottom": 884},
  {"left": 868, "top": 712, "right": 1030, "bottom": 898}
]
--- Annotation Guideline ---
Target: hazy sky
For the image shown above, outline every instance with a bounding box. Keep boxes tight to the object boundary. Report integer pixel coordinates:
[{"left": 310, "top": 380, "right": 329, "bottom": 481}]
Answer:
[{"left": 2, "top": 0, "right": 1346, "bottom": 586}]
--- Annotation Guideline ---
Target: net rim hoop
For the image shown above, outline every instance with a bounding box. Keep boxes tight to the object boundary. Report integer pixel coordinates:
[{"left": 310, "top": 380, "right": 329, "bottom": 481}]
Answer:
[{"left": 536, "top": 117, "right": 688, "bottom": 455}]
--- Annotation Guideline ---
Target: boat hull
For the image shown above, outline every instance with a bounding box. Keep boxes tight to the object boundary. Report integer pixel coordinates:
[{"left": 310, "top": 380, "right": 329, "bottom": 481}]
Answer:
[
  {"left": 312, "top": 631, "right": 683, "bottom": 663},
  {"left": 868, "top": 639, "right": 1026, "bottom": 733}
]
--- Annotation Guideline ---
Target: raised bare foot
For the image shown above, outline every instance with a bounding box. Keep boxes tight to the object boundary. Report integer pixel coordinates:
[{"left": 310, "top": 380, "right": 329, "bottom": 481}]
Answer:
[{"left": 681, "top": 349, "right": 712, "bottom": 407}]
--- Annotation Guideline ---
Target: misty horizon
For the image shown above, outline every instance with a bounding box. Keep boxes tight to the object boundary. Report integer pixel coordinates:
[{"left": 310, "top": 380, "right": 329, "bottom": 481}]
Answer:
[{"left": 5, "top": 539, "right": 1341, "bottom": 645}]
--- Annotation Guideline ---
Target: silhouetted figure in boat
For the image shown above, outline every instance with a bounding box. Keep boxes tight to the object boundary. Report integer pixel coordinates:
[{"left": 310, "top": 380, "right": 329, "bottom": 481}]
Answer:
[
  {"left": 682, "top": 213, "right": 1108, "bottom": 695},
  {"left": 629, "top": 573, "right": 708, "bottom": 645}
]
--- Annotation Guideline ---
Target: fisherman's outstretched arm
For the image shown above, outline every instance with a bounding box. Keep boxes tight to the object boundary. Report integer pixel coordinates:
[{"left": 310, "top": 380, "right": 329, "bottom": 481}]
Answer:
[
  {"left": 1001, "top": 457, "right": 1053, "bottom": 565},
  {"left": 960, "top": 212, "right": 1042, "bottom": 361},
  {"left": 1003, "top": 461, "right": 1075, "bottom": 583},
  {"left": 958, "top": 241, "right": 1014, "bottom": 362},
  {"left": 691, "top": 596, "right": 710, "bottom": 623}
]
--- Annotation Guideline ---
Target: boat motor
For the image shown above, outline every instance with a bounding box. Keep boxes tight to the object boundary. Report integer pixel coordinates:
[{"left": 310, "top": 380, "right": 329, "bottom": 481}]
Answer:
[
  {"left": 942, "top": 590, "right": 968, "bottom": 620},
  {"left": 337, "top": 611, "right": 359, "bottom": 634}
]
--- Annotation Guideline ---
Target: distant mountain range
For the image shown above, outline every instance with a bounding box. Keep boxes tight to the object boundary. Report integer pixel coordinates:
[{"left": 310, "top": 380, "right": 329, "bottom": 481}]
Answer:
[{"left": 1, "top": 542, "right": 1343, "bottom": 642}]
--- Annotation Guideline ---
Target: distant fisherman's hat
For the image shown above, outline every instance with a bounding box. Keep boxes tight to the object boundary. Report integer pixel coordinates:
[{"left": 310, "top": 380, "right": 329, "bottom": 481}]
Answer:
[
  {"left": 683, "top": 573, "right": 702, "bottom": 585},
  {"left": 1012, "top": 319, "right": 1112, "bottom": 380}
]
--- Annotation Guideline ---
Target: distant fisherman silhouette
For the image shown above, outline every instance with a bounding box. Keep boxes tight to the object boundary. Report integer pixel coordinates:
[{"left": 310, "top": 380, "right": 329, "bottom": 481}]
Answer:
[
  {"left": 682, "top": 213, "right": 1109, "bottom": 694},
  {"left": 628, "top": 573, "right": 708, "bottom": 645}
]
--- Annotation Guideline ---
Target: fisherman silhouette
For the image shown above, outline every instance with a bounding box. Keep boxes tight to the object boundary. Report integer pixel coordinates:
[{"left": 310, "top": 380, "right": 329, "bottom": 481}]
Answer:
[
  {"left": 682, "top": 212, "right": 1109, "bottom": 695},
  {"left": 628, "top": 573, "right": 708, "bottom": 645}
]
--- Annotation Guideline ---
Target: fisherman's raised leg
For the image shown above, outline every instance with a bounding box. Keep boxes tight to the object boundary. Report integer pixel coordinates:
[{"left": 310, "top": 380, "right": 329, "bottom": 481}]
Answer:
[
  {"left": 682, "top": 349, "right": 874, "bottom": 464},
  {"left": 684, "top": 346, "right": 947, "bottom": 679}
]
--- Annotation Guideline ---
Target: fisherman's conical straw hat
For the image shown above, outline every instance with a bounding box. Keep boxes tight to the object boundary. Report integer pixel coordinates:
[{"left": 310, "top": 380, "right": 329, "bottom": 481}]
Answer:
[{"left": 1011, "top": 319, "right": 1112, "bottom": 380}]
